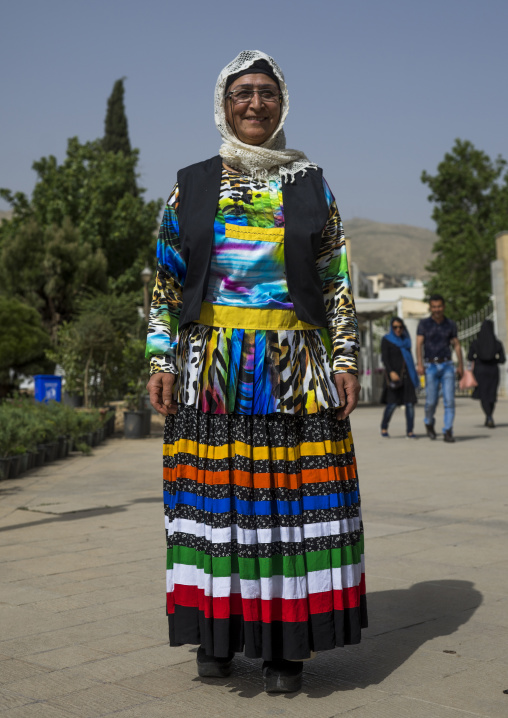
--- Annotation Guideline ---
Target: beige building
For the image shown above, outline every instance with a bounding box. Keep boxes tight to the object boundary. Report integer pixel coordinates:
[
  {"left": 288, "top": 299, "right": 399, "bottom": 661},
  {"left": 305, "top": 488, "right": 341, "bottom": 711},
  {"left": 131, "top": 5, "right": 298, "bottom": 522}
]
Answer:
[{"left": 492, "top": 231, "right": 508, "bottom": 396}]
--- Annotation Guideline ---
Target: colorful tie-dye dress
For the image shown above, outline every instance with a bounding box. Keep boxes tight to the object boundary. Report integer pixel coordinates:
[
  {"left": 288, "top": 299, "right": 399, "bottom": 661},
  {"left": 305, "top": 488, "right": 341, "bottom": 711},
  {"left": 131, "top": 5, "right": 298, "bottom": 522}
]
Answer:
[{"left": 146, "top": 168, "right": 367, "bottom": 660}]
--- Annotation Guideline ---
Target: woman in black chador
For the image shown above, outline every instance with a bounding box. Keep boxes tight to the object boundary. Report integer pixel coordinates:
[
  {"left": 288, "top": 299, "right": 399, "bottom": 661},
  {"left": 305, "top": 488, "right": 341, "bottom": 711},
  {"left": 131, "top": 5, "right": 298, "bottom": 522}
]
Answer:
[
  {"left": 468, "top": 320, "right": 505, "bottom": 427},
  {"left": 380, "top": 317, "right": 419, "bottom": 438}
]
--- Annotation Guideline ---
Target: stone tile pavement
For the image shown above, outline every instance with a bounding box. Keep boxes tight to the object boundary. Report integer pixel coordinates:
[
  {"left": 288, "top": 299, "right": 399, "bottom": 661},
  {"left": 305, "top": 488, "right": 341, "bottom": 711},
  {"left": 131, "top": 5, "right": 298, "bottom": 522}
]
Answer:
[{"left": 1, "top": 397, "right": 508, "bottom": 717}]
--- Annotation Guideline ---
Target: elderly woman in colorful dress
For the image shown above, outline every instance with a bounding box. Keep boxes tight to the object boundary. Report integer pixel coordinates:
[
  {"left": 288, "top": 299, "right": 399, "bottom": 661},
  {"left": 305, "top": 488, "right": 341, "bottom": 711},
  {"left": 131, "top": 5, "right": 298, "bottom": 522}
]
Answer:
[{"left": 146, "top": 50, "right": 367, "bottom": 693}]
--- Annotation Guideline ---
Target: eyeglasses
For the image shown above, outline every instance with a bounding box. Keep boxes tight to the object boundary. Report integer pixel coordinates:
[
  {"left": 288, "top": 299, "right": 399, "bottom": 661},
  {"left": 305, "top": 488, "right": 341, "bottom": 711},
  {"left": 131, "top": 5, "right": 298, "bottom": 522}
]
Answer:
[
  {"left": 226, "top": 88, "right": 282, "bottom": 105},
  {"left": 393, "top": 325, "right": 403, "bottom": 330}
]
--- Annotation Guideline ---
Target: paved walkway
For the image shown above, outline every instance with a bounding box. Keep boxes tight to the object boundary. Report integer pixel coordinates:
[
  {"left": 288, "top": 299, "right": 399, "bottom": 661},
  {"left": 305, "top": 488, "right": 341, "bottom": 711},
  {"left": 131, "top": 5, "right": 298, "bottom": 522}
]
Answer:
[{"left": 1, "top": 398, "right": 508, "bottom": 717}]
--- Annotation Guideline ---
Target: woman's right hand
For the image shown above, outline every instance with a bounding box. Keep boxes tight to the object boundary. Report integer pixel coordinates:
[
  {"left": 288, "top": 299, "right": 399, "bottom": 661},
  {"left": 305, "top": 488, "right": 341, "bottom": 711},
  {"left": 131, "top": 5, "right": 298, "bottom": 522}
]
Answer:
[
  {"left": 389, "top": 371, "right": 400, "bottom": 382},
  {"left": 146, "top": 373, "right": 178, "bottom": 416}
]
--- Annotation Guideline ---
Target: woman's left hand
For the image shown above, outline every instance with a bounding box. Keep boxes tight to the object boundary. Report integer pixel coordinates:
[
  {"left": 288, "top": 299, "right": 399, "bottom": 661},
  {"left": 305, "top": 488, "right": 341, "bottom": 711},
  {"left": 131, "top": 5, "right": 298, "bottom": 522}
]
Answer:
[
  {"left": 334, "top": 373, "right": 361, "bottom": 420},
  {"left": 146, "top": 372, "right": 178, "bottom": 416}
]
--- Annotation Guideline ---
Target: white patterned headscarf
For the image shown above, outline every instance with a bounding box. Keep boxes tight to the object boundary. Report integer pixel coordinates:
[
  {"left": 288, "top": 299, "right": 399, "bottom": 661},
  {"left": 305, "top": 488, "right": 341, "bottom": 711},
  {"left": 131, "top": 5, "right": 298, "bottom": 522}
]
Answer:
[{"left": 215, "top": 50, "right": 317, "bottom": 183}]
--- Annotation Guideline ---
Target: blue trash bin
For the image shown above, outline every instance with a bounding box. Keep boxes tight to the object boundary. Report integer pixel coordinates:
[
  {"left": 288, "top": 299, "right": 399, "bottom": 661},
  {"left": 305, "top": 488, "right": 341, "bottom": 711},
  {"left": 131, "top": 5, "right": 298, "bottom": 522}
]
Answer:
[{"left": 34, "top": 375, "right": 62, "bottom": 403}]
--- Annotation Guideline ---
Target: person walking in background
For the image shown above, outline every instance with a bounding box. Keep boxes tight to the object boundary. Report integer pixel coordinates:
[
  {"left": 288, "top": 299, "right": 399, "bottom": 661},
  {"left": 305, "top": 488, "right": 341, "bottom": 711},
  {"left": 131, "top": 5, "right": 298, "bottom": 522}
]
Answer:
[
  {"left": 416, "top": 294, "right": 464, "bottom": 443},
  {"left": 467, "top": 320, "right": 505, "bottom": 428},
  {"left": 380, "top": 317, "right": 419, "bottom": 438}
]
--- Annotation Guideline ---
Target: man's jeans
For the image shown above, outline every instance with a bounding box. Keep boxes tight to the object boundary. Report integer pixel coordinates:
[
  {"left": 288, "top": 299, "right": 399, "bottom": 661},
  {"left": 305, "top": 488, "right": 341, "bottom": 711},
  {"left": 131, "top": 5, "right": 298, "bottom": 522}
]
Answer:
[{"left": 424, "top": 361, "right": 455, "bottom": 432}]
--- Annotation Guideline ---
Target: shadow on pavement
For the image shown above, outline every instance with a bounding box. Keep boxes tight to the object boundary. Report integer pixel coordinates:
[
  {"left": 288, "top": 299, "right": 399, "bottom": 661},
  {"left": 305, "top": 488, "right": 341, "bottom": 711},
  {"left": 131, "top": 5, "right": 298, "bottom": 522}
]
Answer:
[
  {"left": 0, "top": 495, "right": 160, "bottom": 533},
  {"left": 223, "top": 580, "right": 482, "bottom": 699},
  {"left": 0, "top": 485, "right": 25, "bottom": 498},
  {"left": 452, "top": 434, "right": 493, "bottom": 442}
]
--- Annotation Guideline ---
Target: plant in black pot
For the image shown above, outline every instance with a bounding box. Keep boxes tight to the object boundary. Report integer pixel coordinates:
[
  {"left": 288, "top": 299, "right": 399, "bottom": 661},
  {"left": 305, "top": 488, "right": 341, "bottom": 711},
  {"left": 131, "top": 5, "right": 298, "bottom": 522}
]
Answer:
[
  {"left": 74, "top": 410, "right": 102, "bottom": 453},
  {"left": 0, "top": 404, "right": 33, "bottom": 479},
  {"left": 10, "top": 416, "right": 33, "bottom": 476},
  {"left": 122, "top": 336, "right": 151, "bottom": 439},
  {"left": 0, "top": 408, "right": 19, "bottom": 480},
  {"left": 44, "top": 402, "right": 78, "bottom": 458},
  {"left": 35, "top": 410, "right": 59, "bottom": 463},
  {"left": 123, "top": 388, "right": 146, "bottom": 439}
]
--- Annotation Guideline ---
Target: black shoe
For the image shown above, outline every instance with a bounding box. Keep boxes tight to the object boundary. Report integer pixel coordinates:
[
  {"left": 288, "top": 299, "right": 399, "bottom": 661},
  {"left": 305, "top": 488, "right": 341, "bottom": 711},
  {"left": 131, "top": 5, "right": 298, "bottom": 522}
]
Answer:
[
  {"left": 196, "top": 646, "right": 234, "bottom": 678},
  {"left": 425, "top": 423, "right": 437, "bottom": 440},
  {"left": 486, "top": 417, "right": 495, "bottom": 428},
  {"left": 443, "top": 429, "right": 455, "bottom": 443},
  {"left": 262, "top": 659, "right": 303, "bottom": 693}
]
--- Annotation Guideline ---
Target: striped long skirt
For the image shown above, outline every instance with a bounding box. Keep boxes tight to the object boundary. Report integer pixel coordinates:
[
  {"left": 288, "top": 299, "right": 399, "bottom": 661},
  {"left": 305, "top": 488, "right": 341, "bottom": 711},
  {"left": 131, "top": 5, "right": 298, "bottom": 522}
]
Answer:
[{"left": 163, "top": 405, "right": 367, "bottom": 661}]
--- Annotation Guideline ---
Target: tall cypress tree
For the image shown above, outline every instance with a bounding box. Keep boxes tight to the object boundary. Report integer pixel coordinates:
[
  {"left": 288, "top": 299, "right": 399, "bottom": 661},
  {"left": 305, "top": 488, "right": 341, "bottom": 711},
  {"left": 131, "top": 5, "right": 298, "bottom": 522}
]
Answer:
[{"left": 103, "top": 78, "right": 132, "bottom": 155}]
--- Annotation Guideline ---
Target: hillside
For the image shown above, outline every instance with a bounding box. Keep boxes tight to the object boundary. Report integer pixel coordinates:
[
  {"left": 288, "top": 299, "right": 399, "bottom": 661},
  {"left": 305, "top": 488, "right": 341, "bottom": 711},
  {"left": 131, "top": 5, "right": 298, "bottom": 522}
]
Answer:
[
  {"left": 343, "top": 218, "right": 437, "bottom": 280},
  {"left": 0, "top": 209, "right": 436, "bottom": 280}
]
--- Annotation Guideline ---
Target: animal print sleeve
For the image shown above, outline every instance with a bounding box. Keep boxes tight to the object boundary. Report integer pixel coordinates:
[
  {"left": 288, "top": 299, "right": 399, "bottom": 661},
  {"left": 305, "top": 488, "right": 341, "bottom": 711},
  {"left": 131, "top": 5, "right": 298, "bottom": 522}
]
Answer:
[
  {"left": 145, "top": 184, "right": 186, "bottom": 375},
  {"left": 316, "top": 178, "right": 359, "bottom": 375}
]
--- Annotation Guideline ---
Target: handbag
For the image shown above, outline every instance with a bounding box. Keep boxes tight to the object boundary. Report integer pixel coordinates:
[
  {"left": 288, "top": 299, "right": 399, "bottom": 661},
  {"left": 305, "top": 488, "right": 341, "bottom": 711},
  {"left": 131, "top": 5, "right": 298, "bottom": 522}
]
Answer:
[
  {"left": 386, "top": 361, "right": 405, "bottom": 390},
  {"left": 459, "top": 369, "right": 478, "bottom": 390}
]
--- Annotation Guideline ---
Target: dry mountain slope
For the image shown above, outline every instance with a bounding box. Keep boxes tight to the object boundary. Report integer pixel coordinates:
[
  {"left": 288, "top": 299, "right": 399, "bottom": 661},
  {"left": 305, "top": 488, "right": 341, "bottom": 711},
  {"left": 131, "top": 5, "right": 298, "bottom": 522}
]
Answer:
[
  {"left": 343, "top": 218, "right": 437, "bottom": 280},
  {"left": 0, "top": 210, "right": 435, "bottom": 280}
]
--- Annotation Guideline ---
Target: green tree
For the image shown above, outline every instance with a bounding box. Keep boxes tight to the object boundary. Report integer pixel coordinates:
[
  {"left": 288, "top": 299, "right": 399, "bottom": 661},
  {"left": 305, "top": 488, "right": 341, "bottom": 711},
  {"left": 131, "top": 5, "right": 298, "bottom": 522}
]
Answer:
[
  {"left": 0, "top": 82, "right": 161, "bottom": 389},
  {"left": 0, "top": 296, "right": 52, "bottom": 397},
  {"left": 421, "top": 139, "right": 508, "bottom": 319},
  {"left": 0, "top": 136, "right": 161, "bottom": 304},
  {"left": 49, "top": 292, "right": 145, "bottom": 407},
  {"left": 0, "top": 216, "right": 107, "bottom": 339},
  {"left": 103, "top": 78, "right": 132, "bottom": 156},
  {"left": 102, "top": 77, "right": 137, "bottom": 196}
]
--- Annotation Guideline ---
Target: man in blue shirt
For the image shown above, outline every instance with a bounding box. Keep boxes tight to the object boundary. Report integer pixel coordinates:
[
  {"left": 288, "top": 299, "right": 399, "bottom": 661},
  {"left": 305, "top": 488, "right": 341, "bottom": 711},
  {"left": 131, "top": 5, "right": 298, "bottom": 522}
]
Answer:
[{"left": 416, "top": 294, "right": 464, "bottom": 443}]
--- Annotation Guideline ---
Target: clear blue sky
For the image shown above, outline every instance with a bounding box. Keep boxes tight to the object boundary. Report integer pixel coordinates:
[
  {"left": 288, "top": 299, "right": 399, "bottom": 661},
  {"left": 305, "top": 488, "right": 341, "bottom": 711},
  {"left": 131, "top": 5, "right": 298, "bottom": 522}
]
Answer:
[{"left": 1, "top": 0, "right": 507, "bottom": 229}]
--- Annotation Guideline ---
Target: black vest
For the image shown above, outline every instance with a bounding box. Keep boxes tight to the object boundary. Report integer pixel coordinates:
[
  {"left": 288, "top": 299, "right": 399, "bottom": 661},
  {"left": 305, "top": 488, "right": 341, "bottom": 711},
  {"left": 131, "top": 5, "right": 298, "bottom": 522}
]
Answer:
[{"left": 176, "top": 155, "right": 330, "bottom": 329}]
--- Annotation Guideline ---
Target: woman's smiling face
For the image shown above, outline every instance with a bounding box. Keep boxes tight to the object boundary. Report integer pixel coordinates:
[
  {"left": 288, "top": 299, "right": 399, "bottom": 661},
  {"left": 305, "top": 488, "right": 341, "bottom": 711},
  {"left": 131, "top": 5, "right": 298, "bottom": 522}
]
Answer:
[{"left": 225, "top": 73, "right": 281, "bottom": 146}]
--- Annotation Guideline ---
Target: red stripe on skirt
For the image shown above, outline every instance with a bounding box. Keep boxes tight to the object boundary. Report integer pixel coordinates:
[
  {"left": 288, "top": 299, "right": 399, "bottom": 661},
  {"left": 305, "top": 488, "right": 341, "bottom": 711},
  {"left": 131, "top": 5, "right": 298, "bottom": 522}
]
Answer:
[{"left": 168, "top": 578, "right": 366, "bottom": 620}]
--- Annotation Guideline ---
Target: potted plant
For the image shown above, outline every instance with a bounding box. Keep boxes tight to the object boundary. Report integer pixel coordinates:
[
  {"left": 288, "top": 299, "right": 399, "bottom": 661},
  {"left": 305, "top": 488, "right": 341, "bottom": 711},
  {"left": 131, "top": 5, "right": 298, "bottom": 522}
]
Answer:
[
  {"left": 74, "top": 410, "right": 102, "bottom": 450},
  {"left": 123, "top": 390, "right": 145, "bottom": 439},
  {"left": 35, "top": 409, "right": 59, "bottom": 462},
  {"left": 45, "top": 402, "right": 78, "bottom": 458},
  {"left": 8, "top": 446, "right": 26, "bottom": 478},
  {"left": 101, "top": 407, "right": 116, "bottom": 437},
  {"left": 11, "top": 416, "right": 32, "bottom": 475},
  {"left": 12, "top": 405, "right": 34, "bottom": 475},
  {"left": 0, "top": 407, "right": 24, "bottom": 479},
  {"left": 47, "top": 331, "right": 84, "bottom": 408}
]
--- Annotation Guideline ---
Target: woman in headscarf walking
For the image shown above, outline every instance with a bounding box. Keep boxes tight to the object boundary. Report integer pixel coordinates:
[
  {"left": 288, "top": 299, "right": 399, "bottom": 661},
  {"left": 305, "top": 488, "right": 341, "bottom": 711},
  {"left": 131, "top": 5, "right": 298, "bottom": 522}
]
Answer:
[
  {"left": 146, "top": 50, "right": 366, "bottom": 693},
  {"left": 380, "top": 317, "right": 419, "bottom": 438},
  {"left": 467, "top": 320, "right": 505, "bottom": 427}
]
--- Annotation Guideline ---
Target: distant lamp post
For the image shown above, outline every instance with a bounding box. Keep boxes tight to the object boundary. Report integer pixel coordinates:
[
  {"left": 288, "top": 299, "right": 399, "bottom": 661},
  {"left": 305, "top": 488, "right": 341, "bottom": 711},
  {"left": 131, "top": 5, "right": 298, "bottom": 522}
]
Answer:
[{"left": 141, "top": 266, "right": 152, "bottom": 321}]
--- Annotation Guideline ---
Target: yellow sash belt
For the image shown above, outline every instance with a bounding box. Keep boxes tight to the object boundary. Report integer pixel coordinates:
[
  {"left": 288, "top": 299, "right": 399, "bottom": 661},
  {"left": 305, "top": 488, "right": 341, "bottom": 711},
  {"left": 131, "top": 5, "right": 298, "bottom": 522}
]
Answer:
[{"left": 198, "top": 302, "right": 322, "bottom": 331}]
